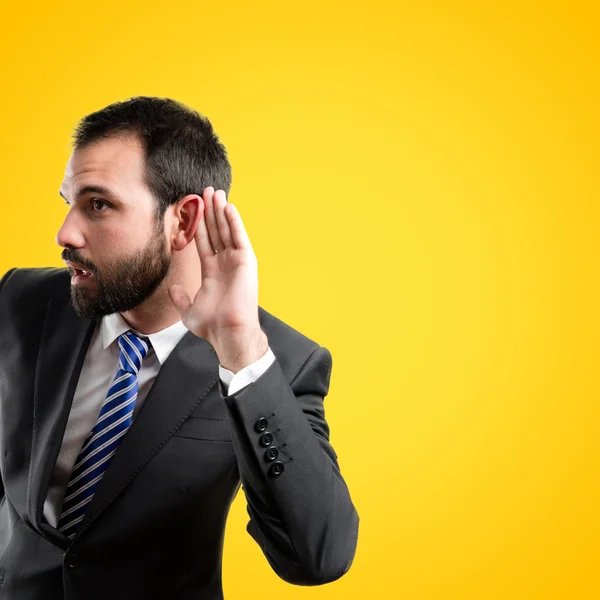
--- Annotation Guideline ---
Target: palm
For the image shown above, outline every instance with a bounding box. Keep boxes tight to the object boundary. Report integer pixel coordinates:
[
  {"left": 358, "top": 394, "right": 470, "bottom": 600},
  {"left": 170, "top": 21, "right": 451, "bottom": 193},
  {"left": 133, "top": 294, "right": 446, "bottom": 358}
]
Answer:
[{"left": 189, "top": 246, "right": 257, "bottom": 337}]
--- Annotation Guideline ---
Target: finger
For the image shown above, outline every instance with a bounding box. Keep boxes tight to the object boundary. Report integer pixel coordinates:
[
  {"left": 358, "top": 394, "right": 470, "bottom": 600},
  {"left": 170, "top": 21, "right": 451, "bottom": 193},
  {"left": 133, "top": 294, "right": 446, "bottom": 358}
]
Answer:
[
  {"left": 225, "top": 203, "right": 252, "bottom": 251},
  {"left": 203, "top": 186, "right": 225, "bottom": 252},
  {"left": 214, "top": 190, "right": 233, "bottom": 248},
  {"left": 195, "top": 196, "right": 215, "bottom": 259},
  {"left": 168, "top": 284, "right": 192, "bottom": 317}
]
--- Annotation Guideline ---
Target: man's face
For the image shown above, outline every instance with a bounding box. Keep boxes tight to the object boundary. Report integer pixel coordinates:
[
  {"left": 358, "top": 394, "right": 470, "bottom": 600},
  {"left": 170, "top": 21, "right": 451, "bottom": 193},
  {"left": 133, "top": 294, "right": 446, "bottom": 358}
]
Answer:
[{"left": 57, "top": 135, "right": 171, "bottom": 320}]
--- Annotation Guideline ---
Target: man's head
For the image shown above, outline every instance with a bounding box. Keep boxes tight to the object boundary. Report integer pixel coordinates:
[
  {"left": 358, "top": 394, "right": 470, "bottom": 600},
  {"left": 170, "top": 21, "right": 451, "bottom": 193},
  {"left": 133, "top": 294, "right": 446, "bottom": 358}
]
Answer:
[{"left": 57, "top": 96, "right": 232, "bottom": 320}]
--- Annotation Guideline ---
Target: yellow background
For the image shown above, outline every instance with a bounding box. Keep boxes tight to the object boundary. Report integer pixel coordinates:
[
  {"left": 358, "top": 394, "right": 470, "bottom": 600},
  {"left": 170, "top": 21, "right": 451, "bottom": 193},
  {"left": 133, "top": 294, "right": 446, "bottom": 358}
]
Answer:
[{"left": 1, "top": 0, "right": 598, "bottom": 598}]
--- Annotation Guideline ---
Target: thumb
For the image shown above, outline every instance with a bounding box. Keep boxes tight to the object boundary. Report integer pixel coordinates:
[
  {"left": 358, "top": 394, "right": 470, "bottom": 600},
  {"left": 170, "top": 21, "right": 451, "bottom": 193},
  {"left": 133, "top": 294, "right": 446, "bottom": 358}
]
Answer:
[{"left": 168, "top": 284, "right": 192, "bottom": 317}]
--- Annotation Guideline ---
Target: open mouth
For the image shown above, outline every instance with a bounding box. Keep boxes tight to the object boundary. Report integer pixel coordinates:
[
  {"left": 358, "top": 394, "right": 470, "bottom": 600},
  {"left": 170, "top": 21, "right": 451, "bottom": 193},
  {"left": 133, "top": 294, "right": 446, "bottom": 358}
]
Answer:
[
  {"left": 65, "top": 260, "right": 94, "bottom": 279},
  {"left": 71, "top": 267, "right": 94, "bottom": 282}
]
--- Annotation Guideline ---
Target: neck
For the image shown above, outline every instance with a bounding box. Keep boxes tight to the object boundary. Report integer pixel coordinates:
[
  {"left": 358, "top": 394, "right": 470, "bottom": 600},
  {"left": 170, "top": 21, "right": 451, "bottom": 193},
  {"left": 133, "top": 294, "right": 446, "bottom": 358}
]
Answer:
[{"left": 120, "top": 292, "right": 181, "bottom": 334}]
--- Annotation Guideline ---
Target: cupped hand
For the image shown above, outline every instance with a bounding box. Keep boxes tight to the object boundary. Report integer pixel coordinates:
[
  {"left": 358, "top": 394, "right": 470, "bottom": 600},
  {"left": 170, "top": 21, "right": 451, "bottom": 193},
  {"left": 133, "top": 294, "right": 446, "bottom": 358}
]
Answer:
[{"left": 168, "top": 187, "right": 267, "bottom": 371}]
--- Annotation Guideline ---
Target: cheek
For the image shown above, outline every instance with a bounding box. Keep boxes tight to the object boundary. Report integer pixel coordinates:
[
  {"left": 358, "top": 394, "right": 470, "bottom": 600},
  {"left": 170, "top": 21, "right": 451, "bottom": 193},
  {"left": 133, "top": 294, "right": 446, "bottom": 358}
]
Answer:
[{"left": 97, "top": 225, "right": 145, "bottom": 253}]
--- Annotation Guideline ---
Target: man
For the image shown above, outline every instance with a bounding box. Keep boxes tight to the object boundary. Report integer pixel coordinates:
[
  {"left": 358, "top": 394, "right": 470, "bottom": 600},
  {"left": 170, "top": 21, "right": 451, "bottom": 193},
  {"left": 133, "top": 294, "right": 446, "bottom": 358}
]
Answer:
[{"left": 0, "top": 97, "right": 358, "bottom": 599}]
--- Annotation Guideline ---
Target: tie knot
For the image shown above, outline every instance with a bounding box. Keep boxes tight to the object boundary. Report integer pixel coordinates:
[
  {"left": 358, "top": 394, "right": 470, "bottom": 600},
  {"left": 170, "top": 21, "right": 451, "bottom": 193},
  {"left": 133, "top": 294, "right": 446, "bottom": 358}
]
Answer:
[{"left": 117, "top": 330, "right": 151, "bottom": 375}]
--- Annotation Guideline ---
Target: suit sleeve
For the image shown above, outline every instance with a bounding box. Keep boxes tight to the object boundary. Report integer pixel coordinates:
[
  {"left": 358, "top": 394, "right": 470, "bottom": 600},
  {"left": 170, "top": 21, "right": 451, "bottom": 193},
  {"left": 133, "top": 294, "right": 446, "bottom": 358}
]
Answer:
[
  {"left": 0, "top": 268, "right": 18, "bottom": 501},
  {"left": 220, "top": 345, "right": 359, "bottom": 585}
]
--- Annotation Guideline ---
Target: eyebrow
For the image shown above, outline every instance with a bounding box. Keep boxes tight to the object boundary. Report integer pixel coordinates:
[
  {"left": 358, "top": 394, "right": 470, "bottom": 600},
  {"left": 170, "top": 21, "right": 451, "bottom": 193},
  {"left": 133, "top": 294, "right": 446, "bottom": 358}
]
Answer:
[{"left": 59, "top": 185, "right": 117, "bottom": 201}]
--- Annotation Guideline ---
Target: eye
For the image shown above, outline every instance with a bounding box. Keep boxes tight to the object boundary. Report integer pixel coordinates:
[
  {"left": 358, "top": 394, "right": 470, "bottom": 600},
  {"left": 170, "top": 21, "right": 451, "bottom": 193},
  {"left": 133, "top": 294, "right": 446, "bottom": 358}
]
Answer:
[{"left": 90, "top": 198, "right": 109, "bottom": 211}]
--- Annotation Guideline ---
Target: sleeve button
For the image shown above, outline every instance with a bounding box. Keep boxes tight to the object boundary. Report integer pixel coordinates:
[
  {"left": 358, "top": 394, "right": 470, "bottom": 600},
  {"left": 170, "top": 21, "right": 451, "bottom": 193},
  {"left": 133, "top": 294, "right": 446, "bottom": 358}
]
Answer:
[
  {"left": 264, "top": 446, "right": 279, "bottom": 461},
  {"left": 269, "top": 461, "right": 284, "bottom": 477},
  {"left": 259, "top": 432, "right": 273, "bottom": 447},
  {"left": 254, "top": 417, "right": 269, "bottom": 433}
]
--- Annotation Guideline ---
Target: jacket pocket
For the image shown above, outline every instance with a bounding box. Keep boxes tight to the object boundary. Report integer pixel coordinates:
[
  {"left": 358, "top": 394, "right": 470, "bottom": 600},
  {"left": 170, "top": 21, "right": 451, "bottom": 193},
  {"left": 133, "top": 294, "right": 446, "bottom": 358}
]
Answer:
[{"left": 172, "top": 416, "right": 232, "bottom": 442}]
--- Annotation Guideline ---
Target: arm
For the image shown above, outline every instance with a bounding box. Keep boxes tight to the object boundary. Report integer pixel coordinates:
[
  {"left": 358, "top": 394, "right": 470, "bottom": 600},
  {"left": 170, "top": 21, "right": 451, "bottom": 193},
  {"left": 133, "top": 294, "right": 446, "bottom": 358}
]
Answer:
[
  {"left": 167, "top": 187, "right": 358, "bottom": 583},
  {"left": 221, "top": 345, "right": 359, "bottom": 585}
]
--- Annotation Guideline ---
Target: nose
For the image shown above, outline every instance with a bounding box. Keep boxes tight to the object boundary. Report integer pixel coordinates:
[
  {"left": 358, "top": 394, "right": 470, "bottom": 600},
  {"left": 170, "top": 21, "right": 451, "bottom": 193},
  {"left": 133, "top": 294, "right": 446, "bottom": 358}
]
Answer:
[{"left": 55, "top": 209, "right": 85, "bottom": 249}]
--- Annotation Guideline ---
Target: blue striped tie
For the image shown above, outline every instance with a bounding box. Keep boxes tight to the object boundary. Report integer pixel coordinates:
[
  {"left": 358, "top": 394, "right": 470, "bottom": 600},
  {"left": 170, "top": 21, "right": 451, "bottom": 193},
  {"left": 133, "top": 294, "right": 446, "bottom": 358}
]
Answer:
[{"left": 58, "top": 330, "right": 151, "bottom": 539}]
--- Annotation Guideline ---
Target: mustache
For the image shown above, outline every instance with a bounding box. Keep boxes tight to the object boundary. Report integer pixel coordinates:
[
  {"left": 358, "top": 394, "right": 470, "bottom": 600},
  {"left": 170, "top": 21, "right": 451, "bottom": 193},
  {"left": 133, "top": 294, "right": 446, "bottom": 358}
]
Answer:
[{"left": 61, "top": 249, "right": 97, "bottom": 273}]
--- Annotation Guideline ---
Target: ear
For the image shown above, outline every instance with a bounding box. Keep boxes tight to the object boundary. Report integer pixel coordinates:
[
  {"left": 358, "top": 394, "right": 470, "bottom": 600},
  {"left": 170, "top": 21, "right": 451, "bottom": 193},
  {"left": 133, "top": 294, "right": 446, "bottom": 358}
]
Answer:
[{"left": 170, "top": 194, "right": 204, "bottom": 251}]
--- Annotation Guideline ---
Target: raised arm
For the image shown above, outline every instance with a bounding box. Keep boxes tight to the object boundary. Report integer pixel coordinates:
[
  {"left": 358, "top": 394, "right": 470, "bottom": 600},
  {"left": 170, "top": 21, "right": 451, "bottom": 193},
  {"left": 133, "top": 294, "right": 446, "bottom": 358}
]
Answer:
[{"left": 166, "top": 187, "right": 358, "bottom": 583}]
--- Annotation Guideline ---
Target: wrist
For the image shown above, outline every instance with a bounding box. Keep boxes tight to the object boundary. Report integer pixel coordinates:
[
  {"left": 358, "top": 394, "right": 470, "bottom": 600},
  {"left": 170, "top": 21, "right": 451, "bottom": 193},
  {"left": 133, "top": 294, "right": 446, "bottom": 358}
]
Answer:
[{"left": 215, "top": 328, "right": 269, "bottom": 374}]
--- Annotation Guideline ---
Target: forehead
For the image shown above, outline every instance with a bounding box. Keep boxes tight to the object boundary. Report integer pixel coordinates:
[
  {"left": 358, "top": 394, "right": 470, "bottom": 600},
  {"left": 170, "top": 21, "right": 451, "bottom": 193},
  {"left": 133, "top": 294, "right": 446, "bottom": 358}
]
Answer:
[{"left": 61, "top": 134, "right": 147, "bottom": 197}]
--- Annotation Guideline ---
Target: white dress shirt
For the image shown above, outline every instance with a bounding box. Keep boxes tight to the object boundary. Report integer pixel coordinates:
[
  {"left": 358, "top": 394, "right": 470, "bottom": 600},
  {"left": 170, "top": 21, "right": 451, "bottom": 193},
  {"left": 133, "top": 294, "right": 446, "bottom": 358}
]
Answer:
[{"left": 42, "top": 311, "right": 275, "bottom": 528}]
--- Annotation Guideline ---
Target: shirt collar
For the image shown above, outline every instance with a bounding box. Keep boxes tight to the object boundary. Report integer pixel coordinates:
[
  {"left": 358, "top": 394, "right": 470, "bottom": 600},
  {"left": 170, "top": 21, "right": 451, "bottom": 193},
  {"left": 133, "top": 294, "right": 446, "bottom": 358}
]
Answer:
[{"left": 101, "top": 312, "right": 189, "bottom": 365}]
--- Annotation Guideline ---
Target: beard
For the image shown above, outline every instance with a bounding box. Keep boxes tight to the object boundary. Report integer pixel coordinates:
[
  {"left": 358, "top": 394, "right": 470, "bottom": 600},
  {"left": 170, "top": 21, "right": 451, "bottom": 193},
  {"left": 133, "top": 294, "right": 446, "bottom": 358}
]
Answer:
[{"left": 63, "top": 223, "right": 171, "bottom": 320}]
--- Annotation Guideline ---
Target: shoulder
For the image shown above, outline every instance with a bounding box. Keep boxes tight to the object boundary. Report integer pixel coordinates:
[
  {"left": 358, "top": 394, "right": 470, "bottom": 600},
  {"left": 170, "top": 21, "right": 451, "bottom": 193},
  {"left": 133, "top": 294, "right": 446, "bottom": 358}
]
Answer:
[{"left": 0, "top": 267, "right": 70, "bottom": 308}]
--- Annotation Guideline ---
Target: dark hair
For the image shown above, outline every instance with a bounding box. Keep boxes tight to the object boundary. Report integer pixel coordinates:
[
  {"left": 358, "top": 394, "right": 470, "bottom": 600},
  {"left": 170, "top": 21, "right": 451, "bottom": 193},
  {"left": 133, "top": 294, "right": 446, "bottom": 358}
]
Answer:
[{"left": 73, "top": 96, "right": 232, "bottom": 220}]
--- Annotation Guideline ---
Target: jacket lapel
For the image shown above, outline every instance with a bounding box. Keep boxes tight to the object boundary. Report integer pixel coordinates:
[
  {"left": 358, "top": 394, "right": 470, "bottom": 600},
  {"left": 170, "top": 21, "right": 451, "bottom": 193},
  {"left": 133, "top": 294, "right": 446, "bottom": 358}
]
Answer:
[
  {"left": 29, "top": 297, "right": 97, "bottom": 544},
  {"left": 73, "top": 328, "right": 220, "bottom": 541},
  {"left": 29, "top": 294, "right": 221, "bottom": 549}
]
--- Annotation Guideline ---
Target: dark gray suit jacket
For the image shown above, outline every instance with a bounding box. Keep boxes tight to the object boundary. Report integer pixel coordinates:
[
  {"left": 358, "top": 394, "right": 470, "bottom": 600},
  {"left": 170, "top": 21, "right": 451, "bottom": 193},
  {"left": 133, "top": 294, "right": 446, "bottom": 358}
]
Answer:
[{"left": 0, "top": 267, "right": 358, "bottom": 599}]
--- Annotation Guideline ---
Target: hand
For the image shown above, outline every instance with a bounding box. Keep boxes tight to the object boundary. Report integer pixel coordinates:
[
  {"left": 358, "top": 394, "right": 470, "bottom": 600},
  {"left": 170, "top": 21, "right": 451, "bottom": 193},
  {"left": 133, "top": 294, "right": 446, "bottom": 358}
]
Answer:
[{"left": 168, "top": 187, "right": 268, "bottom": 373}]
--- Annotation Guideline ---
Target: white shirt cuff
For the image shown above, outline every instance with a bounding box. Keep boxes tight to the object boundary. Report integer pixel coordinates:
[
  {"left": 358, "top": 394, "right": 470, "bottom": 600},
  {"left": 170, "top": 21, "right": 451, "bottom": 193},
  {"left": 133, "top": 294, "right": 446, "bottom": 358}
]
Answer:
[{"left": 219, "top": 346, "right": 276, "bottom": 396}]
